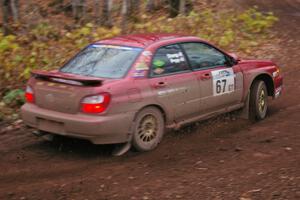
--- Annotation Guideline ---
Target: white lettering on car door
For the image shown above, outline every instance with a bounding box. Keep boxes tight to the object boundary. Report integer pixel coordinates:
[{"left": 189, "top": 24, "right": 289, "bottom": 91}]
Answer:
[
  {"left": 166, "top": 52, "right": 185, "bottom": 64},
  {"left": 211, "top": 68, "right": 235, "bottom": 96},
  {"left": 157, "top": 87, "right": 187, "bottom": 97}
]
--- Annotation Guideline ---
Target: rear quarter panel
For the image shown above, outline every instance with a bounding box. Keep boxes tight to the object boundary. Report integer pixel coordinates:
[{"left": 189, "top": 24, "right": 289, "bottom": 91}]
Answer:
[{"left": 104, "top": 78, "right": 173, "bottom": 124}]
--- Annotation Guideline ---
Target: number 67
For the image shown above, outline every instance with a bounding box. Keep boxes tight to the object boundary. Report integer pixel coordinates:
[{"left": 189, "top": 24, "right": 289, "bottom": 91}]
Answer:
[{"left": 216, "top": 79, "right": 227, "bottom": 93}]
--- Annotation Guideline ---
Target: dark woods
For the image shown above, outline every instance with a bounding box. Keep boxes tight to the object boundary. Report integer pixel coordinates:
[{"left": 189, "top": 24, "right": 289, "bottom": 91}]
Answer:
[
  {"left": 1, "top": 0, "right": 20, "bottom": 35},
  {"left": 0, "top": 0, "right": 193, "bottom": 35}
]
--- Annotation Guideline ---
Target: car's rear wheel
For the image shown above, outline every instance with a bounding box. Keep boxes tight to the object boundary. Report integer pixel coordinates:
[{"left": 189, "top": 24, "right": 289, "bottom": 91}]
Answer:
[
  {"left": 249, "top": 80, "right": 268, "bottom": 121},
  {"left": 132, "top": 107, "right": 164, "bottom": 152}
]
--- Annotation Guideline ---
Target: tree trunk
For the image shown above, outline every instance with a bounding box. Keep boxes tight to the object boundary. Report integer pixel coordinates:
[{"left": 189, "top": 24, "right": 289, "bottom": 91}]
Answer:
[
  {"left": 72, "top": 0, "right": 85, "bottom": 22},
  {"left": 121, "top": 0, "right": 129, "bottom": 33},
  {"left": 2, "top": 0, "right": 11, "bottom": 35},
  {"left": 169, "top": 0, "right": 179, "bottom": 18},
  {"left": 101, "top": 0, "right": 113, "bottom": 27},
  {"left": 10, "top": 0, "right": 19, "bottom": 22},
  {"left": 50, "top": 0, "right": 65, "bottom": 13},
  {"left": 129, "top": 0, "right": 140, "bottom": 21},
  {"left": 146, "top": 0, "right": 155, "bottom": 12},
  {"left": 94, "top": 0, "right": 100, "bottom": 24},
  {"left": 179, "top": 0, "right": 186, "bottom": 15},
  {"left": 81, "top": 0, "right": 86, "bottom": 20},
  {"left": 186, "top": 0, "right": 193, "bottom": 14},
  {"left": 72, "top": 0, "right": 77, "bottom": 20}
]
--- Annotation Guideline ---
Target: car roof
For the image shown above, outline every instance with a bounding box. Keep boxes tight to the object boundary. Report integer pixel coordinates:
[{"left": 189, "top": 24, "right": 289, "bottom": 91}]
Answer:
[{"left": 96, "top": 33, "right": 193, "bottom": 48}]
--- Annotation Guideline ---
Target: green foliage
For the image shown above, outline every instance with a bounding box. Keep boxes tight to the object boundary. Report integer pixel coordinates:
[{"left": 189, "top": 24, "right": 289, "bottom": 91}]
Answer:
[
  {"left": 3, "top": 89, "right": 25, "bottom": 107},
  {"left": 0, "top": 7, "right": 277, "bottom": 104},
  {"left": 0, "top": 34, "right": 19, "bottom": 53},
  {"left": 31, "top": 22, "right": 59, "bottom": 39},
  {"left": 133, "top": 7, "right": 277, "bottom": 48},
  {"left": 238, "top": 7, "right": 278, "bottom": 33}
]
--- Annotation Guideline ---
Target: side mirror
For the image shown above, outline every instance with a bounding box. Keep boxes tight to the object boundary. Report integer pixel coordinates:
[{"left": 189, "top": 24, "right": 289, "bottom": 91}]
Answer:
[{"left": 228, "top": 53, "right": 241, "bottom": 63}]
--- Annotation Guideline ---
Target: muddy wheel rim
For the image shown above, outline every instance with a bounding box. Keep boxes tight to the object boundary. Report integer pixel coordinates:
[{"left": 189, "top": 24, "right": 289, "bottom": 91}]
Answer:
[
  {"left": 258, "top": 89, "right": 266, "bottom": 113},
  {"left": 137, "top": 114, "right": 158, "bottom": 143}
]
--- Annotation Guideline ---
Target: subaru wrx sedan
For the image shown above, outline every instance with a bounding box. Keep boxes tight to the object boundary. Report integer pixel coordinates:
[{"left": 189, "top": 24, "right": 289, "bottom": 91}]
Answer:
[{"left": 21, "top": 33, "right": 283, "bottom": 152}]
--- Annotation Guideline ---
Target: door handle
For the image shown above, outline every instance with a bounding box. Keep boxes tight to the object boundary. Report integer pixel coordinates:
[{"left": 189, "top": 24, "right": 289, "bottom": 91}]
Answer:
[
  {"left": 200, "top": 73, "right": 211, "bottom": 80},
  {"left": 153, "top": 81, "right": 167, "bottom": 88}
]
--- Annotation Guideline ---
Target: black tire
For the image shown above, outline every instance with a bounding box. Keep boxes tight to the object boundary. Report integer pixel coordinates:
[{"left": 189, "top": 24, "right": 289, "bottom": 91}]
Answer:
[
  {"left": 132, "top": 107, "right": 165, "bottom": 152},
  {"left": 249, "top": 80, "right": 268, "bottom": 121}
]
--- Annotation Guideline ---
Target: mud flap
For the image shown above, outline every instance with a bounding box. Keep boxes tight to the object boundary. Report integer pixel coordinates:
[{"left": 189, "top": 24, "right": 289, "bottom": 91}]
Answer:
[
  {"left": 112, "top": 120, "right": 136, "bottom": 156},
  {"left": 238, "top": 92, "right": 250, "bottom": 120},
  {"left": 112, "top": 142, "right": 132, "bottom": 156}
]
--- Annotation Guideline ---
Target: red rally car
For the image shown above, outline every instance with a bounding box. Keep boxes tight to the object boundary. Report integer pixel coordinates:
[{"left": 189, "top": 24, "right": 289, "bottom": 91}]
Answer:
[{"left": 21, "top": 33, "right": 283, "bottom": 154}]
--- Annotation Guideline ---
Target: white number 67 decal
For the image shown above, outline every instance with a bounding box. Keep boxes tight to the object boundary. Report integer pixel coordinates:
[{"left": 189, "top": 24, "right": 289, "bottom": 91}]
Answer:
[{"left": 212, "top": 69, "right": 235, "bottom": 96}]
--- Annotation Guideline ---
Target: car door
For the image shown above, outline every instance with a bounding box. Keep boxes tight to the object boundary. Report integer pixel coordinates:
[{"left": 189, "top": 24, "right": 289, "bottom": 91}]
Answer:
[
  {"left": 148, "top": 44, "right": 201, "bottom": 122},
  {"left": 181, "top": 42, "right": 244, "bottom": 114}
]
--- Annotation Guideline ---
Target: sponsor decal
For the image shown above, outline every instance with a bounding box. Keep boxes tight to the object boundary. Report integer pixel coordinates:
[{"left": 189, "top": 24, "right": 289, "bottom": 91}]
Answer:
[
  {"left": 36, "top": 82, "right": 45, "bottom": 86},
  {"left": 211, "top": 68, "right": 235, "bottom": 96},
  {"left": 142, "top": 51, "right": 153, "bottom": 57},
  {"left": 157, "top": 87, "right": 187, "bottom": 96},
  {"left": 143, "top": 55, "right": 152, "bottom": 63},
  {"left": 153, "top": 59, "right": 165, "bottom": 68},
  {"left": 166, "top": 52, "right": 185, "bottom": 64},
  {"left": 90, "top": 44, "right": 103, "bottom": 48},
  {"left": 90, "top": 44, "right": 140, "bottom": 51},
  {"left": 152, "top": 59, "right": 166, "bottom": 75},
  {"left": 50, "top": 78, "right": 83, "bottom": 86},
  {"left": 47, "top": 82, "right": 56, "bottom": 86},
  {"left": 153, "top": 68, "right": 164, "bottom": 75},
  {"left": 132, "top": 54, "right": 152, "bottom": 77},
  {"left": 135, "top": 61, "right": 149, "bottom": 71},
  {"left": 213, "top": 69, "right": 232, "bottom": 79},
  {"left": 133, "top": 70, "right": 147, "bottom": 78}
]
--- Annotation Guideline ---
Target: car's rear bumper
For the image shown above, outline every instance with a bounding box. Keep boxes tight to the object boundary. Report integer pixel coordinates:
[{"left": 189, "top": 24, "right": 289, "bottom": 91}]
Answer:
[{"left": 21, "top": 103, "right": 135, "bottom": 144}]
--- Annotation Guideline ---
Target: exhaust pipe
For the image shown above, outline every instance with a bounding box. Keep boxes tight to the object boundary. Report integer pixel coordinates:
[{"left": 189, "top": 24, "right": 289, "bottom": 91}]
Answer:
[
  {"left": 32, "top": 130, "right": 54, "bottom": 141},
  {"left": 32, "top": 130, "right": 46, "bottom": 137}
]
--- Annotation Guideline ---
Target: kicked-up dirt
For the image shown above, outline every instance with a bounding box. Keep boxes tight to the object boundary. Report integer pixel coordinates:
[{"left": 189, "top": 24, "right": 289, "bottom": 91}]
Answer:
[{"left": 0, "top": 0, "right": 300, "bottom": 199}]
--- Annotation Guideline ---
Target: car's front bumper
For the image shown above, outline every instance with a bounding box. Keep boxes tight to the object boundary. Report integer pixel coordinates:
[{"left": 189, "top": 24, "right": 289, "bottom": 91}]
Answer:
[
  {"left": 274, "top": 86, "right": 282, "bottom": 99},
  {"left": 274, "top": 75, "right": 283, "bottom": 99},
  {"left": 21, "top": 103, "right": 135, "bottom": 144}
]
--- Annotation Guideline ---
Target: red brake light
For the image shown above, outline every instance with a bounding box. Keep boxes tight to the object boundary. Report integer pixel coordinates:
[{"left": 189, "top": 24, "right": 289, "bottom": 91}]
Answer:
[
  {"left": 25, "top": 86, "right": 35, "bottom": 103},
  {"left": 81, "top": 93, "right": 111, "bottom": 113}
]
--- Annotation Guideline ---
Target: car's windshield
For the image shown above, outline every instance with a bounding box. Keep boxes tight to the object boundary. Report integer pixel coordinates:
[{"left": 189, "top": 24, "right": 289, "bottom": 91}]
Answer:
[{"left": 60, "top": 44, "right": 142, "bottom": 79}]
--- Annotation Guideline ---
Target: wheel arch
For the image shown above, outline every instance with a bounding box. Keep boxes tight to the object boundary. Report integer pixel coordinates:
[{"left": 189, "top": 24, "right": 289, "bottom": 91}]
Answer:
[
  {"left": 134, "top": 104, "right": 167, "bottom": 123},
  {"left": 250, "top": 73, "right": 274, "bottom": 97}
]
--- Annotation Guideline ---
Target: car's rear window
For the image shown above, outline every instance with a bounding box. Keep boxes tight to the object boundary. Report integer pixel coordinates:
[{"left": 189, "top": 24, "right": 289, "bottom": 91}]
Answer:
[{"left": 60, "top": 44, "right": 142, "bottom": 78}]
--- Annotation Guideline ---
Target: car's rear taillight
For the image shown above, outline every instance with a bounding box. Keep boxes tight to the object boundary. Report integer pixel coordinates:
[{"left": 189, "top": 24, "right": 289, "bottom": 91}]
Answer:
[
  {"left": 81, "top": 93, "right": 111, "bottom": 113},
  {"left": 25, "top": 85, "right": 35, "bottom": 103}
]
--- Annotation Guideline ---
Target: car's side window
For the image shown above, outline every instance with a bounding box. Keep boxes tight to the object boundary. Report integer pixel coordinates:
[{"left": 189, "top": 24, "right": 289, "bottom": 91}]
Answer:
[
  {"left": 181, "top": 42, "right": 227, "bottom": 70},
  {"left": 150, "top": 44, "right": 190, "bottom": 76}
]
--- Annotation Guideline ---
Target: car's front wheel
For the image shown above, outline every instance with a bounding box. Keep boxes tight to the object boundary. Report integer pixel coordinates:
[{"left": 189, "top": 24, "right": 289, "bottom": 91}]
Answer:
[
  {"left": 132, "top": 107, "right": 165, "bottom": 152},
  {"left": 250, "top": 80, "right": 268, "bottom": 121}
]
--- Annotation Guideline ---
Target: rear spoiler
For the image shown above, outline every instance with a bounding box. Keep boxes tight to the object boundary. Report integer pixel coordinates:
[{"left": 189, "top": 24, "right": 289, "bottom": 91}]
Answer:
[{"left": 31, "top": 70, "right": 103, "bottom": 86}]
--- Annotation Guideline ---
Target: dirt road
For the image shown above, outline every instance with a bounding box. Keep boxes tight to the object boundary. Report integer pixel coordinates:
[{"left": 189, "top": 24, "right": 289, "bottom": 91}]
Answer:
[{"left": 1, "top": 1, "right": 299, "bottom": 199}]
